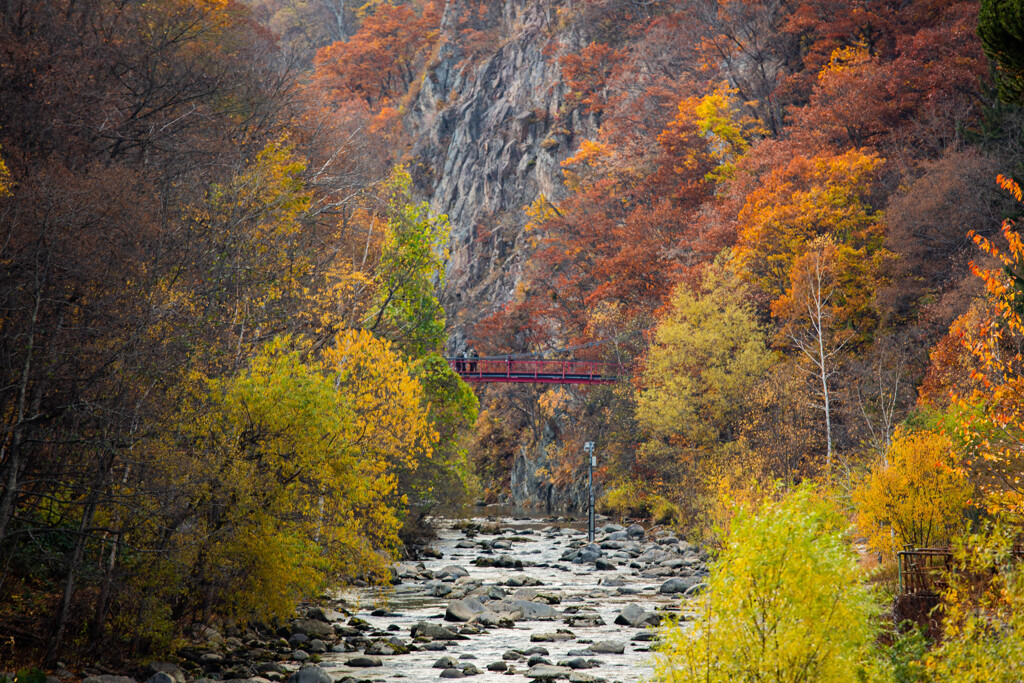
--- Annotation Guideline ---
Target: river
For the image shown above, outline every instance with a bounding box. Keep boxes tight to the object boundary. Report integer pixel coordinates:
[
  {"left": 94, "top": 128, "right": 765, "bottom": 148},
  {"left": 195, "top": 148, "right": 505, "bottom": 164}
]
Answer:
[{"left": 314, "top": 508, "right": 701, "bottom": 683}]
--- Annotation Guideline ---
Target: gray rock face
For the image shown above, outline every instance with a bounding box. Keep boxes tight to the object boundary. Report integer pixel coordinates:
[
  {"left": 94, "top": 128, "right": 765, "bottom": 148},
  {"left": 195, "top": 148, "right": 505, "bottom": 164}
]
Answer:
[{"left": 406, "top": 0, "right": 601, "bottom": 512}]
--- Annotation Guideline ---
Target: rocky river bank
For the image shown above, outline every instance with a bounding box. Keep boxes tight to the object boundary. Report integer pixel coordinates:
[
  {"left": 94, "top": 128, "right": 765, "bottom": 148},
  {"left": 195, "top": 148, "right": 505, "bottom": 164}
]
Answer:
[{"left": 76, "top": 513, "right": 707, "bottom": 683}]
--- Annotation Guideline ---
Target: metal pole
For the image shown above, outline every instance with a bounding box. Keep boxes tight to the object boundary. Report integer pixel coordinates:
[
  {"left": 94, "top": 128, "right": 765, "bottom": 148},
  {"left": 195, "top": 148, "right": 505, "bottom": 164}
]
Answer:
[{"left": 585, "top": 442, "right": 595, "bottom": 543}]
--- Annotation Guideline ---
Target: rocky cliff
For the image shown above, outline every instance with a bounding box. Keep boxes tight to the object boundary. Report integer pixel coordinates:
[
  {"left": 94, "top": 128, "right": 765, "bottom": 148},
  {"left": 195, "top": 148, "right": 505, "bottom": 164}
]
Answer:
[
  {"left": 408, "top": 0, "right": 594, "bottom": 347},
  {"left": 408, "top": 0, "right": 597, "bottom": 511}
]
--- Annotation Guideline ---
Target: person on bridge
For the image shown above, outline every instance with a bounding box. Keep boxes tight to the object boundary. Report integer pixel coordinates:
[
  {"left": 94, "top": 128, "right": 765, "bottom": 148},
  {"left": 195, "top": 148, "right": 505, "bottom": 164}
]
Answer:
[
  {"left": 468, "top": 348, "right": 479, "bottom": 373},
  {"left": 456, "top": 353, "right": 466, "bottom": 373}
]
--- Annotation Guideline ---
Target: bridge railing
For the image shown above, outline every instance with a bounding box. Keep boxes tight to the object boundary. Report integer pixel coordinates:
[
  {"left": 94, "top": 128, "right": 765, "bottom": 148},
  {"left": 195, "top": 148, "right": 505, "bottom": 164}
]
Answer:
[{"left": 446, "top": 357, "right": 620, "bottom": 382}]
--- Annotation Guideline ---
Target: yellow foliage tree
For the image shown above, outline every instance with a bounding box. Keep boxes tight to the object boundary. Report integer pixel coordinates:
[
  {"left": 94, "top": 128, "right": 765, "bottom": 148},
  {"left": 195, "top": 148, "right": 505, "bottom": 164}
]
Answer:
[
  {"left": 734, "top": 148, "right": 884, "bottom": 303},
  {"left": 169, "top": 330, "right": 435, "bottom": 622},
  {"left": 854, "top": 427, "right": 971, "bottom": 555},
  {"left": 656, "top": 487, "right": 879, "bottom": 683}
]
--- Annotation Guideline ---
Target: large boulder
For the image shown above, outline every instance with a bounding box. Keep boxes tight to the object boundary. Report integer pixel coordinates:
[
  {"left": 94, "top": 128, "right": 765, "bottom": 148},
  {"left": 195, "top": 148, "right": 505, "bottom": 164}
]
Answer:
[
  {"left": 490, "top": 599, "right": 560, "bottom": 620},
  {"left": 290, "top": 618, "right": 333, "bottom": 639},
  {"left": 613, "top": 603, "right": 661, "bottom": 627},
  {"left": 347, "top": 656, "right": 382, "bottom": 667},
  {"left": 411, "top": 621, "right": 468, "bottom": 640},
  {"left": 659, "top": 576, "right": 702, "bottom": 594},
  {"left": 435, "top": 565, "right": 470, "bottom": 580},
  {"left": 445, "top": 597, "right": 489, "bottom": 622},
  {"left": 589, "top": 640, "right": 625, "bottom": 654},
  {"left": 287, "top": 666, "right": 331, "bottom": 683},
  {"left": 525, "top": 665, "right": 574, "bottom": 680}
]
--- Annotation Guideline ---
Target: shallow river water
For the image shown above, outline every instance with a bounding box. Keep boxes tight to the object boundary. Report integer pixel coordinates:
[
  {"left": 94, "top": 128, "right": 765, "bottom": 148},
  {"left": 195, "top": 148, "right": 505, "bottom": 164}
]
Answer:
[{"left": 315, "top": 510, "right": 697, "bottom": 683}]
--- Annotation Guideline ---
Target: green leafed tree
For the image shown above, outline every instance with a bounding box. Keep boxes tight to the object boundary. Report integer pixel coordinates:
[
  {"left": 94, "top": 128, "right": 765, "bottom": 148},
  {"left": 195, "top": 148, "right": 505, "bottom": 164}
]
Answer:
[
  {"left": 366, "top": 167, "right": 451, "bottom": 356},
  {"left": 655, "top": 486, "right": 880, "bottom": 683},
  {"left": 978, "top": 0, "right": 1024, "bottom": 106}
]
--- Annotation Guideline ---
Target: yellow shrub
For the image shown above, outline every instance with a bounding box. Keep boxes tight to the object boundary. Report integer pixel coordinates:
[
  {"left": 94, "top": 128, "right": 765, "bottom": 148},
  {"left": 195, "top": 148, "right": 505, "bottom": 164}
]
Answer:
[{"left": 854, "top": 427, "right": 971, "bottom": 555}]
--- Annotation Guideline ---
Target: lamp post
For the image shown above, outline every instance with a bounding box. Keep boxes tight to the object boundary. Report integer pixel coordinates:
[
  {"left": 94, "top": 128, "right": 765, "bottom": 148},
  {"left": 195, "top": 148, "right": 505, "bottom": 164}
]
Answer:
[{"left": 584, "top": 441, "right": 595, "bottom": 543}]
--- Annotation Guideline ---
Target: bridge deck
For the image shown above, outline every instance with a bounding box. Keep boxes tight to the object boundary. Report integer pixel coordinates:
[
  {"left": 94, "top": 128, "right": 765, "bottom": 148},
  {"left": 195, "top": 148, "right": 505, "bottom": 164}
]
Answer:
[{"left": 447, "top": 358, "right": 619, "bottom": 385}]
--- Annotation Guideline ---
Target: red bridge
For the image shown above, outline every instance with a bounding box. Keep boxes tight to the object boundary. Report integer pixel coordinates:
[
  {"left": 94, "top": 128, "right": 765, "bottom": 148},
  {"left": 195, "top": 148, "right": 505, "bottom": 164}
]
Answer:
[{"left": 448, "top": 357, "right": 621, "bottom": 385}]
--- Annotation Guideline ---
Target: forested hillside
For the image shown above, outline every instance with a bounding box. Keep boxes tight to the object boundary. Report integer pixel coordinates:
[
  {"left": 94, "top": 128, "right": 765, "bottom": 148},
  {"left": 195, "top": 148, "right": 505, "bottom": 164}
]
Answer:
[
  {"left": 5, "top": 0, "right": 1024, "bottom": 677},
  {"left": 0, "top": 0, "right": 476, "bottom": 665}
]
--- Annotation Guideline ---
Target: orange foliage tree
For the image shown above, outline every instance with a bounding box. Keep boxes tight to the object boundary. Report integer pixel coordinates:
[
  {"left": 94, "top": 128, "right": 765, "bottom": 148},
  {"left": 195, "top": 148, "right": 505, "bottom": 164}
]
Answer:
[
  {"left": 949, "top": 175, "right": 1024, "bottom": 513},
  {"left": 313, "top": 2, "right": 439, "bottom": 110}
]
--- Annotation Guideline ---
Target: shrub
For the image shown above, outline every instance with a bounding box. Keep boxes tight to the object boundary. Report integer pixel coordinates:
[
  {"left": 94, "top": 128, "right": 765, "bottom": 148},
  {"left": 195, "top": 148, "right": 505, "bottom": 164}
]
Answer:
[
  {"left": 854, "top": 427, "right": 971, "bottom": 556},
  {"left": 654, "top": 486, "right": 880, "bottom": 683}
]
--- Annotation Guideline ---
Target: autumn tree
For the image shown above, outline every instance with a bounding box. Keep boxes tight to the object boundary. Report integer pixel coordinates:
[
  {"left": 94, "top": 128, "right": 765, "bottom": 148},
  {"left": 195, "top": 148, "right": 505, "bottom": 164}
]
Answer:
[
  {"left": 771, "top": 236, "right": 852, "bottom": 473},
  {"left": 655, "top": 487, "right": 879, "bottom": 683},
  {"left": 635, "top": 259, "right": 773, "bottom": 521},
  {"left": 364, "top": 168, "right": 451, "bottom": 356},
  {"left": 312, "top": 2, "right": 440, "bottom": 110},
  {"left": 949, "top": 176, "right": 1024, "bottom": 514},
  {"left": 734, "top": 148, "right": 884, "bottom": 307},
  {"left": 854, "top": 427, "right": 971, "bottom": 555}
]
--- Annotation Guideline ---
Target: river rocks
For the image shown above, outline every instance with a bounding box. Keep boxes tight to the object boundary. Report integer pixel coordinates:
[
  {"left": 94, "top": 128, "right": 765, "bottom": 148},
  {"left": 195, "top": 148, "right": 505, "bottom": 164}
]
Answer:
[
  {"left": 436, "top": 565, "right": 471, "bottom": 580},
  {"left": 445, "top": 597, "right": 489, "bottom": 622},
  {"left": 255, "top": 664, "right": 288, "bottom": 676},
  {"left": 659, "top": 576, "right": 703, "bottom": 594},
  {"left": 564, "top": 613, "right": 605, "bottom": 627},
  {"left": 525, "top": 664, "right": 574, "bottom": 680},
  {"left": 590, "top": 641, "right": 626, "bottom": 654},
  {"left": 434, "top": 656, "right": 459, "bottom": 668},
  {"left": 504, "top": 575, "right": 543, "bottom": 587},
  {"left": 84, "top": 676, "right": 137, "bottom": 683},
  {"left": 411, "top": 621, "right": 468, "bottom": 640},
  {"left": 626, "top": 524, "right": 645, "bottom": 539},
  {"left": 614, "top": 603, "right": 662, "bottom": 627},
  {"left": 489, "top": 598, "right": 561, "bottom": 620},
  {"left": 439, "top": 669, "right": 464, "bottom": 678},
  {"left": 594, "top": 559, "right": 616, "bottom": 571},
  {"left": 287, "top": 666, "right": 331, "bottom": 683},
  {"left": 147, "top": 663, "right": 185, "bottom": 683},
  {"left": 291, "top": 618, "right": 333, "bottom": 639},
  {"left": 290, "top": 650, "right": 309, "bottom": 662},
  {"left": 530, "top": 629, "right": 576, "bottom": 642},
  {"left": 347, "top": 656, "right": 382, "bottom": 667},
  {"left": 487, "top": 661, "right": 508, "bottom": 671},
  {"left": 146, "top": 673, "right": 175, "bottom": 683}
]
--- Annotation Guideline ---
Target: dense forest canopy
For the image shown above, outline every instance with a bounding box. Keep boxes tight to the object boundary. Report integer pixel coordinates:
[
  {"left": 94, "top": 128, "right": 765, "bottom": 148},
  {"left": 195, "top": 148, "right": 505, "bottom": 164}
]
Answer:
[{"left": 3, "top": 0, "right": 1024, "bottom": 677}]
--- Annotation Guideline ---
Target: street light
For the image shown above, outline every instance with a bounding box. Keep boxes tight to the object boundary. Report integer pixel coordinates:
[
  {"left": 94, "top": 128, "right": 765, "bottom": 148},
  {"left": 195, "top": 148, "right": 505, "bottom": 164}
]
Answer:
[{"left": 584, "top": 441, "right": 595, "bottom": 542}]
